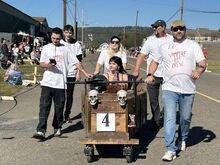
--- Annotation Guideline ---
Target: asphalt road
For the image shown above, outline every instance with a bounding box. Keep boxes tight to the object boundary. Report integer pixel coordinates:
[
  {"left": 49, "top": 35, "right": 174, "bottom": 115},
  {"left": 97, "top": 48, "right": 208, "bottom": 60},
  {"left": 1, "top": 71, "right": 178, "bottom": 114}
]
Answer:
[{"left": 0, "top": 52, "right": 220, "bottom": 165}]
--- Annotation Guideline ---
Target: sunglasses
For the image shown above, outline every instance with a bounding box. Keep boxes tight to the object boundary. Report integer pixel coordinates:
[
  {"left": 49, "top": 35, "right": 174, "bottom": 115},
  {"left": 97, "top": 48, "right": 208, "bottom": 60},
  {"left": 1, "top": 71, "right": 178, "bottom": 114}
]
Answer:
[
  {"left": 172, "top": 26, "right": 186, "bottom": 32},
  {"left": 111, "top": 41, "right": 119, "bottom": 44}
]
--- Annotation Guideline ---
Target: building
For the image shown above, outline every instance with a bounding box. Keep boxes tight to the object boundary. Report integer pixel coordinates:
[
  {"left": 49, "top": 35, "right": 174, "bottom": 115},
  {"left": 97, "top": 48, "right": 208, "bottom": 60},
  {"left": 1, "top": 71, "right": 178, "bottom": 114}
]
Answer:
[{"left": 0, "top": 1, "right": 50, "bottom": 44}]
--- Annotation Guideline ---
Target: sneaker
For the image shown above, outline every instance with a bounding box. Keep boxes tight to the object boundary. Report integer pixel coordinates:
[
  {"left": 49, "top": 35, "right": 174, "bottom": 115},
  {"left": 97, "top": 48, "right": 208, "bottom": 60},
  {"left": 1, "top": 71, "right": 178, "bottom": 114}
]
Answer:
[
  {"left": 178, "top": 141, "right": 186, "bottom": 151},
  {"left": 54, "top": 128, "right": 62, "bottom": 137},
  {"left": 162, "top": 151, "right": 176, "bottom": 161},
  {"left": 64, "top": 116, "right": 71, "bottom": 123},
  {"left": 33, "top": 131, "right": 45, "bottom": 140}
]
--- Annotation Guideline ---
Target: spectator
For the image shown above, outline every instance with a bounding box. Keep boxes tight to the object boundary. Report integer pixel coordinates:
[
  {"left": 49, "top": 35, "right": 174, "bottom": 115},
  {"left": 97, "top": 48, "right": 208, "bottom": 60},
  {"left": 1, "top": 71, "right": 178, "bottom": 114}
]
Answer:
[
  {"left": 12, "top": 44, "right": 19, "bottom": 66},
  {"left": 32, "top": 27, "right": 92, "bottom": 140},
  {"left": 30, "top": 48, "right": 40, "bottom": 65},
  {"left": 145, "top": 20, "right": 206, "bottom": 161},
  {"left": 133, "top": 19, "right": 173, "bottom": 131},
  {"left": 202, "top": 48, "right": 207, "bottom": 58},
  {"left": 94, "top": 36, "right": 127, "bottom": 74}
]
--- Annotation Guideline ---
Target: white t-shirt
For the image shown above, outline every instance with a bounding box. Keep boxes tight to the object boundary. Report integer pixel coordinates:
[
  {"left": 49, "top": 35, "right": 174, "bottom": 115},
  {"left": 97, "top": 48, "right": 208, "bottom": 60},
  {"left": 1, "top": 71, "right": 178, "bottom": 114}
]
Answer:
[
  {"left": 40, "top": 43, "right": 79, "bottom": 89},
  {"left": 140, "top": 33, "right": 173, "bottom": 77},
  {"left": 12, "top": 47, "right": 19, "bottom": 56},
  {"left": 60, "top": 39, "right": 82, "bottom": 77},
  {"left": 154, "top": 38, "right": 205, "bottom": 94},
  {"left": 97, "top": 49, "right": 127, "bottom": 73}
]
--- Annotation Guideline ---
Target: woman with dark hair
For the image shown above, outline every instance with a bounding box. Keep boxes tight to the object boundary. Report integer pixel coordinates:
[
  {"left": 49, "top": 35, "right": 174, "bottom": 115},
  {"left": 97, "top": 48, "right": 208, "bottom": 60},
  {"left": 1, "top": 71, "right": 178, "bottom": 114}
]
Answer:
[{"left": 104, "top": 56, "right": 128, "bottom": 90}]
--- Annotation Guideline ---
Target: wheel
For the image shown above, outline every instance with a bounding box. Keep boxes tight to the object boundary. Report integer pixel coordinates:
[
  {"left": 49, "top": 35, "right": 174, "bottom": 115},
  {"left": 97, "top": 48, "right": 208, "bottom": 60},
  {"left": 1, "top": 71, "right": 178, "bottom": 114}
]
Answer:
[
  {"left": 126, "top": 155, "right": 133, "bottom": 163},
  {"left": 86, "top": 155, "right": 93, "bottom": 163}
]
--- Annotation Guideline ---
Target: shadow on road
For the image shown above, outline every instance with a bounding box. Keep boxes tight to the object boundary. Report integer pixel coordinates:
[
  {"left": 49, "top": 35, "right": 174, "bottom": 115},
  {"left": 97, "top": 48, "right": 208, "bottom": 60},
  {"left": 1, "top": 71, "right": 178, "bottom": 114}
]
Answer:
[
  {"left": 62, "top": 121, "right": 84, "bottom": 134},
  {"left": 188, "top": 126, "right": 216, "bottom": 146}
]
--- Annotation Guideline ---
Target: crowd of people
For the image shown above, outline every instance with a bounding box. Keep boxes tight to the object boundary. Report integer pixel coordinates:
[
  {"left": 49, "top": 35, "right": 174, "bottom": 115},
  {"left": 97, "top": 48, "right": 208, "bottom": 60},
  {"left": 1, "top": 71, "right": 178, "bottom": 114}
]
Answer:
[
  {"left": 12, "top": 20, "right": 206, "bottom": 162},
  {"left": 0, "top": 38, "right": 42, "bottom": 70}
]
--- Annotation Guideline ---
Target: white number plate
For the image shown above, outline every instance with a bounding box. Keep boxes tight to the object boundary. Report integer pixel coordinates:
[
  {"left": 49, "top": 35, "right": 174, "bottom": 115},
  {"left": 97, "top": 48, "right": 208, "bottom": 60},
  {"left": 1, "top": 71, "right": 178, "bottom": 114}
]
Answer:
[{"left": 96, "top": 113, "right": 115, "bottom": 131}]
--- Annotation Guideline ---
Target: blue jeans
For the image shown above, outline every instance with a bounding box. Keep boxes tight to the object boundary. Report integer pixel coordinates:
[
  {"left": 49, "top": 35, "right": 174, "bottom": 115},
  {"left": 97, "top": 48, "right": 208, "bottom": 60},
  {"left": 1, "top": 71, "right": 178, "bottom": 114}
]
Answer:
[{"left": 162, "top": 90, "right": 195, "bottom": 152}]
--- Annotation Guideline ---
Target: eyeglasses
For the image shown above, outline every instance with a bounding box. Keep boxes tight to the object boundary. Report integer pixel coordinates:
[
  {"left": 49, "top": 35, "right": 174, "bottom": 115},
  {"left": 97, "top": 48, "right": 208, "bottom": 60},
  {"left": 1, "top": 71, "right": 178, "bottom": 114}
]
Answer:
[
  {"left": 111, "top": 41, "right": 119, "bottom": 44},
  {"left": 172, "top": 26, "right": 186, "bottom": 32}
]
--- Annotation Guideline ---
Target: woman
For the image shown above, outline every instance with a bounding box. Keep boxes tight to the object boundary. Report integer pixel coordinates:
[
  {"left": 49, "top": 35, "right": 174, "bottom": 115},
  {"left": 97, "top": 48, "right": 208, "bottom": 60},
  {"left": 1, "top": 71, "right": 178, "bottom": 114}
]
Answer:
[
  {"left": 94, "top": 36, "right": 127, "bottom": 74},
  {"left": 104, "top": 56, "right": 128, "bottom": 91}
]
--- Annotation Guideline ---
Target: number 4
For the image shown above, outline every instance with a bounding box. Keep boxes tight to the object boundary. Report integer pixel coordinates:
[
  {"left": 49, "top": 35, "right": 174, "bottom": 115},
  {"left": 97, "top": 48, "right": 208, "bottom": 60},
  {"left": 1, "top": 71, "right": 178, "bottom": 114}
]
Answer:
[{"left": 102, "top": 113, "right": 110, "bottom": 127}]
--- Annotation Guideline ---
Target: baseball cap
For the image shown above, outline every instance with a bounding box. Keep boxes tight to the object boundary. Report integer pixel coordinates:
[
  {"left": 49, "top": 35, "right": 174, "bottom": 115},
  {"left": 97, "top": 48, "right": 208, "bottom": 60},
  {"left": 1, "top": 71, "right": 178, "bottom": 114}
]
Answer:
[
  {"left": 151, "top": 19, "right": 166, "bottom": 28},
  {"left": 171, "top": 20, "right": 186, "bottom": 28}
]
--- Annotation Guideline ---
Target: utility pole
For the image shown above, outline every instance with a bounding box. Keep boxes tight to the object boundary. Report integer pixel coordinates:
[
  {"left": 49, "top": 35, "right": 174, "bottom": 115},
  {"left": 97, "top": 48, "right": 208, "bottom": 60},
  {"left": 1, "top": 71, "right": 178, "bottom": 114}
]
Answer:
[
  {"left": 135, "top": 10, "right": 139, "bottom": 48},
  {"left": 81, "top": 9, "right": 84, "bottom": 45},
  {"left": 180, "top": 0, "right": 184, "bottom": 20},
  {"left": 63, "top": 0, "right": 67, "bottom": 27},
  {"left": 74, "top": 0, "right": 77, "bottom": 39}
]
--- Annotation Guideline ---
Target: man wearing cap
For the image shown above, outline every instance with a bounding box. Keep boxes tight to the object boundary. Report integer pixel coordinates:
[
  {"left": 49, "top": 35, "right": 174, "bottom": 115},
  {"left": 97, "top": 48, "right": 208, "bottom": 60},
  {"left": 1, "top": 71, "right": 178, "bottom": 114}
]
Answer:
[
  {"left": 145, "top": 20, "right": 206, "bottom": 161},
  {"left": 133, "top": 19, "right": 173, "bottom": 131}
]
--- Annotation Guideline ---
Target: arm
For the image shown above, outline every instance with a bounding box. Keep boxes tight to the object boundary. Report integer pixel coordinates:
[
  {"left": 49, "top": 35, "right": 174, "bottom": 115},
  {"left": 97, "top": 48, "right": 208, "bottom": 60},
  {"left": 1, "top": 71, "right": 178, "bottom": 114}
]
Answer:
[
  {"left": 94, "top": 63, "right": 102, "bottom": 74},
  {"left": 132, "top": 53, "right": 145, "bottom": 77},
  {"left": 191, "top": 60, "right": 207, "bottom": 79},
  {"left": 144, "top": 60, "right": 159, "bottom": 84},
  {"left": 123, "top": 63, "right": 127, "bottom": 70},
  {"left": 75, "top": 62, "right": 92, "bottom": 78},
  {"left": 40, "top": 61, "right": 55, "bottom": 69}
]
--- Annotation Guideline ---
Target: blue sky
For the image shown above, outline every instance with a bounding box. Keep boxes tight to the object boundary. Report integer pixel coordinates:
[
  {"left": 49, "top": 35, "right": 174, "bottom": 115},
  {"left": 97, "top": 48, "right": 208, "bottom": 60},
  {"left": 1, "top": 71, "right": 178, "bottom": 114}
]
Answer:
[{"left": 4, "top": 0, "right": 220, "bottom": 30}]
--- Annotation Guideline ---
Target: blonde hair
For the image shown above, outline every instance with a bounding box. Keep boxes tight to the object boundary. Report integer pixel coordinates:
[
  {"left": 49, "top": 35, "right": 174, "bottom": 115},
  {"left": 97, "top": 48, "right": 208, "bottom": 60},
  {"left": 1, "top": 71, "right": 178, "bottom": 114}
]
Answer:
[{"left": 106, "top": 43, "right": 127, "bottom": 58}]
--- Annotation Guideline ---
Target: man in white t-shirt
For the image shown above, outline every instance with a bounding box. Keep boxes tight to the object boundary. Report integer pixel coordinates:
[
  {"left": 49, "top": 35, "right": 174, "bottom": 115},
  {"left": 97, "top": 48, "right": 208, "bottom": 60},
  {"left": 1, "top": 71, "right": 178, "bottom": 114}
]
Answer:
[
  {"left": 145, "top": 20, "right": 206, "bottom": 161},
  {"left": 33, "top": 27, "right": 92, "bottom": 140},
  {"left": 133, "top": 19, "right": 173, "bottom": 131}
]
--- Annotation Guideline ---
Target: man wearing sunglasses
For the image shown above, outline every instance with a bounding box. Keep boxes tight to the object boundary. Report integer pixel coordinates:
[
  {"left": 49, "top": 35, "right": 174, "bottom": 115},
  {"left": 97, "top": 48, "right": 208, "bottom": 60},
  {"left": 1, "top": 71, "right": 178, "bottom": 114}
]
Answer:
[
  {"left": 133, "top": 19, "right": 173, "bottom": 132},
  {"left": 145, "top": 20, "right": 206, "bottom": 161}
]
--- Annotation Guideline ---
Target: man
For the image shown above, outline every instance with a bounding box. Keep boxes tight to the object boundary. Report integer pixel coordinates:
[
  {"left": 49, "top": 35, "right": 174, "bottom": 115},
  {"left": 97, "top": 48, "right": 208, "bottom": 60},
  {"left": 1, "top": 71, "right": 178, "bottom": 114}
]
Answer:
[
  {"left": 145, "top": 20, "right": 206, "bottom": 161},
  {"left": 133, "top": 19, "right": 173, "bottom": 131},
  {"left": 33, "top": 27, "right": 92, "bottom": 140},
  {"left": 60, "top": 24, "right": 83, "bottom": 122}
]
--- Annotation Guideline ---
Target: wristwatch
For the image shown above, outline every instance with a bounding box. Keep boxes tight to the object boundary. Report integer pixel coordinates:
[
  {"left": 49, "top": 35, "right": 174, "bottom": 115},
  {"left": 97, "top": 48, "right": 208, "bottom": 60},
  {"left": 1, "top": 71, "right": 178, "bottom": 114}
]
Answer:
[{"left": 147, "top": 73, "right": 153, "bottom": 77}]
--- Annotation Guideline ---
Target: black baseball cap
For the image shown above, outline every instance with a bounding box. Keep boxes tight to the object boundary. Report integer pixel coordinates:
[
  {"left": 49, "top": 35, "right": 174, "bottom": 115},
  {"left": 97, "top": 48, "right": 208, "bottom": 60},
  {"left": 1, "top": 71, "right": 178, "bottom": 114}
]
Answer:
[{"left": 151, "top": 19, "right": 166, "bottom": 28}]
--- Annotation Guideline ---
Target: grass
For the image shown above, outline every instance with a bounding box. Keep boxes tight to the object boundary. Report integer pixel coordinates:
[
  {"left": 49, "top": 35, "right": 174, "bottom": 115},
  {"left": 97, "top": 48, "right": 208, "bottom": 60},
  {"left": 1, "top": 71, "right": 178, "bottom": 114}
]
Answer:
[
  {"left": 207, "top": 60, "right": 220, "bottom": 73},
  {"left": 0, "top": 63, "right": 44, "bottom": 96}
]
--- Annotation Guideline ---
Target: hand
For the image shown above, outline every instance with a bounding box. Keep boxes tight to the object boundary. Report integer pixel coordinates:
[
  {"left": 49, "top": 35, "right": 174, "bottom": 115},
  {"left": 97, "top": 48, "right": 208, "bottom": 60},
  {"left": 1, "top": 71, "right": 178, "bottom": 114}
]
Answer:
[
  {"left": 191, "top": 70, "right": 201, "bottom": 79},
  {"left": 86, "top": 73, "right": 93, "bottom": 78},
  {"left": 76, "top": 74, "right": 81, "bottom": 81},
  {"left": 144, "top": 75, "right": 155, "bottom": 84},
  {"left": 132, "top": 70, "right": 139, "bottom": 77}
]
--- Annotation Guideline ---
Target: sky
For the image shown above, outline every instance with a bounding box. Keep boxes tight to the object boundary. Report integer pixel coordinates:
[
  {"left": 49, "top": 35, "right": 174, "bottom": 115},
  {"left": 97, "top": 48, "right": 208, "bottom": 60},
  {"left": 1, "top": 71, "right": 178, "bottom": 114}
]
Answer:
[{"left": 4, "top": 0, "right": 220, "bottom": 30}]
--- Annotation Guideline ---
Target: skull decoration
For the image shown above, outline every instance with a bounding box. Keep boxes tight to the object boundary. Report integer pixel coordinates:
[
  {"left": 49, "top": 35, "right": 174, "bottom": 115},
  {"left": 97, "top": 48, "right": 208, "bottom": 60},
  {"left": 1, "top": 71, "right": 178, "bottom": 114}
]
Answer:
[
  {"left": 88, "top": 89, "right": 99, "bottom": 105},
  {"left": 117, "top": 90, "right": 127, "bottom": 106}
]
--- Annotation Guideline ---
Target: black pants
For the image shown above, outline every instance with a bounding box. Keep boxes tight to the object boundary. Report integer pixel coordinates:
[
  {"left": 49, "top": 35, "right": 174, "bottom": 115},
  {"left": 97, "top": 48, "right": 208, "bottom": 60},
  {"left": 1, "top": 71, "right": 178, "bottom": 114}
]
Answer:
[
  {"left": 147, "top": 77, "right": 163, "bottom": 125},
  {"left": 64, "top": 77, "right": 76, "bottom": 118},
  {"left": 37, "top": 86, "right": 65, "bottom": 132}
]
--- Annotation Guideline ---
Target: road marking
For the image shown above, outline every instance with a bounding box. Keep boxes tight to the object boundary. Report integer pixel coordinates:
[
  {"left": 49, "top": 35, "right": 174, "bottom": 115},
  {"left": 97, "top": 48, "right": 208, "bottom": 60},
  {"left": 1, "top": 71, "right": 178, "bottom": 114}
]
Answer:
[
  {"left": 196, "top": 91, "right": 220, "bottom": 104},
  {"left": 128, "top": 59, "right": 220, "bottom": 104}
]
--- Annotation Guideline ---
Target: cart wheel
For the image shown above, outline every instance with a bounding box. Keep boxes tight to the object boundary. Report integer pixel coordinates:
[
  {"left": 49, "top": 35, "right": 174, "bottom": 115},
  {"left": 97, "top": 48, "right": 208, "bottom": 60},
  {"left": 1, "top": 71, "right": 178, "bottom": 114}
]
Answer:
[
  {"left": 126, "top": 155, "right": 133, "bottom": 163},
  {"left": 84, "top": 145, "right": 94, "bottom": 163},
  {"left": 87, "top": 155, "right": 94, "bottom": 163}
]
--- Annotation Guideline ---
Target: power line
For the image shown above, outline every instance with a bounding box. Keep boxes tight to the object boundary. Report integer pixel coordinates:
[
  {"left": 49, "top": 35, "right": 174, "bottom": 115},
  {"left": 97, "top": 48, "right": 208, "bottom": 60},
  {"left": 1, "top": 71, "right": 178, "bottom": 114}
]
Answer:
[
  {"left": 166, "top": 8, "right": 180, "bottom": 23},
  {"left": 185, "top": 8, "right": 220, "bottom": 14}
]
